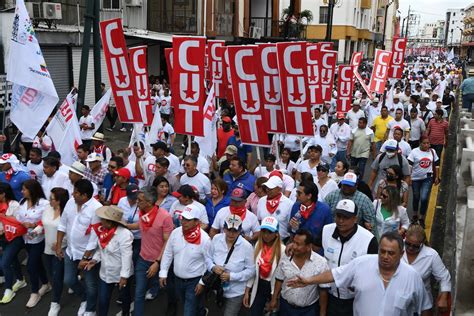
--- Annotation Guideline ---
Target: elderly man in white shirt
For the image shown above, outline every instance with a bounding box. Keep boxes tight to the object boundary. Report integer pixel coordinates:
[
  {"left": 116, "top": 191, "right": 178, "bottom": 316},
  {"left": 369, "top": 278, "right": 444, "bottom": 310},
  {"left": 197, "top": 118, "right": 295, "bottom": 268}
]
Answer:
[
  {"left": 288, "top": 231, "right": 432, "bottom": 316},
  {"left": 41, "top": 157, "right": 70, "bottom": 200},
  {"left": 329, "top": 113, "right": 351, "bottom": 171},
  {"left": 56, "top": 179, "right": 103, "bottom": 316}
]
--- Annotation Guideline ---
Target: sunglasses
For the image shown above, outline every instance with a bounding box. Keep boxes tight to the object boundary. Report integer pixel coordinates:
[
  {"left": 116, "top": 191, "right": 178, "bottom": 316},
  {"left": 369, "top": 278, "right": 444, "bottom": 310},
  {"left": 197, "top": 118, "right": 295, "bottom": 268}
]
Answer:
[{"left": 404, "top": 240, "right": 423, "bottom": 250}]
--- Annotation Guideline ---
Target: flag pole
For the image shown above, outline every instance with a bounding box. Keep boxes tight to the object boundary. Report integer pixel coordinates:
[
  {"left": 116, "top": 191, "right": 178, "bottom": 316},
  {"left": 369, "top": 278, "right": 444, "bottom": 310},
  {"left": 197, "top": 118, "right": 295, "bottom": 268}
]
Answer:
[{"left": 256, "top": 146, "right": 263, "bottom": 176}]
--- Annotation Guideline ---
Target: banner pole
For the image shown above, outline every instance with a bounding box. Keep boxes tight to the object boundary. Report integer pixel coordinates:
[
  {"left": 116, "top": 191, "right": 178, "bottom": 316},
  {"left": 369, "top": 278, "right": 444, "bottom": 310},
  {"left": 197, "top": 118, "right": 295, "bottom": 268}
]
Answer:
[
  {"left": 256, "top": 146, "right": 263, "bottom": 177},
  {"left": 186, "top": 135, "right": 192, "bottom": 156},
  {"left": 299, "top": 136, "right": 303, "bottom": 160}
]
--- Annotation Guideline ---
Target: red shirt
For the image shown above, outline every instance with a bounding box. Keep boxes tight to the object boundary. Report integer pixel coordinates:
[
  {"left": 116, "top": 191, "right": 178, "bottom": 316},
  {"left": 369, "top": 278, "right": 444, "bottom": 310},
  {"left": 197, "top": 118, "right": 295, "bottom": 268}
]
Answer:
[
  {"left": 217, "top": 128, "right": 234, "bottom": 158},
  {"left": 428, "top": 119, "right": 449, "bottom": 145},
  {"left": 139, "top": 207, "right": 174, "bottom": 262}
]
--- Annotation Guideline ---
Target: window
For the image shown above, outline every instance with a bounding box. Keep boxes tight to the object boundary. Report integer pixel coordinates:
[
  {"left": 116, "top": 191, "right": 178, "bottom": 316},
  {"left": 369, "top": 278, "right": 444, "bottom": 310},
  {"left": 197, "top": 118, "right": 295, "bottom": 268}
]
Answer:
[
  {"left": 319, "top": 7, "right": 329, "bottom": 24},
  {"left": 453, "top": 13, "right": 456, "bottom": 16},
  {"left": 103, "top": 0, "right": 119, "bottom": 10}
]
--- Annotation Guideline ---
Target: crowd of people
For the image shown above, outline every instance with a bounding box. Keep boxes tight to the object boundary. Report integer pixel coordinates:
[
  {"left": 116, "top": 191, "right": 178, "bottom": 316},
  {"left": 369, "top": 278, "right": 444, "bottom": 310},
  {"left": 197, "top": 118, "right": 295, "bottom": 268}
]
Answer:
[{"left": 0, "top": 57, "right": 460, "bottom": 316}]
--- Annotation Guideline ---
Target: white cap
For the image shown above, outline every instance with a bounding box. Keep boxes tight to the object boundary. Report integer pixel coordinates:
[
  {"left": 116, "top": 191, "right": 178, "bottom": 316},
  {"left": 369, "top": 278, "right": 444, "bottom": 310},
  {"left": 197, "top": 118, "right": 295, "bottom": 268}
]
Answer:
[
  {"left": 263, "top": 176, "right": 283, "bottom": 189},
  {"left": 0, "top": 153, "right": 19, "bottom": 165},
  {"left": 353, "top": 99, "right": 361, "bottom": 106},
  {"left": 224, "top": 214, "right": 243, "bottom": 231},
  {"left": 385, "top": 139, "right": 398, "bottom": 150},
  {"left": 181, "top": 204, "right": 201, "bottom": 220},
  {"left": 341, "top": 172, "right": 358, "bottom": 187},
  {"left": 260, "top": 216, "right": 279, "bottom": 233},
  {"left": 85, "top": 153, "right": 104, "bottom": 162},
  {"left": 69, "top": 161, "right": 86, "bottom": 177},
  {"left": 335, "top": 199, "right": 357, "bottom": 217}
]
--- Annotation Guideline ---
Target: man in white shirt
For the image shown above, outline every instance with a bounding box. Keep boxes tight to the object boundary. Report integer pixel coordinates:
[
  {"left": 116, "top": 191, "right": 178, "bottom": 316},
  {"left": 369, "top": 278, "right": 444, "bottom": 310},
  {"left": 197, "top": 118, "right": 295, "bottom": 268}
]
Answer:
[
  {"left": 159, "top": 88, "right": 172, "bottom": 116},
  {"left": 179, "top": 156, "right": 211, "bottom": 201},
  {"left": 158, "top": 115, "right": 175, "bottom": 147},
  {"left": 365, "top": 97, "right": 381, "bottom": 127},
  {"left": 287, "top": 231, "right": 432, "bottom": 316},
  {"left": 346, "top": 100, "right": 365, "bottom": 130},
  {"left": 386, "top": 108, "right": 410, "bottom": 141},
  {"left": 329, "top": 113, "right": 351, "bottom": 171},
  {"left": 159, "top": 204, "right": 211, "bottom": 316},
  {"left": 179, "top": 142, "right": 210, "bottom": 176},
  {"left": 78, "top": 105, "right": 95, "bottom": 149},
  {"left": 27, "top": 148, "right": 44, "bottom": 182},
  {"left": 56, "top": 179, "right": 103, "bottom": 316},
  {"left": 41, "top": 157, "right": 70, "bottom": 199},
  {"left": 312, "top": 107, "right": 328, "bottom": 135},
  {"left": 390, "top": 96, "right": 405, "bottom": 116},
  {"left": 302, "top": 125, "right": 337, "bottom": 165},
  {"left": 169, "top": 184, "right": 209, "bottom": 229}
]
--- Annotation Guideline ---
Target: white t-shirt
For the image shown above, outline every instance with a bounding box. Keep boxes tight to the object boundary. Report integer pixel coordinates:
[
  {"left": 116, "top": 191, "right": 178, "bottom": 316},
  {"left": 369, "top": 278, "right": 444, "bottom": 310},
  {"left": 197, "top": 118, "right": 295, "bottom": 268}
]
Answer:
[
  {"left": 346, "top": 109, "right": 366, "bottom": 130},
  {"left": 169, "top": 200, "right": 208, "bottom": 227},
  {"left": 179, "top": 172, "right": 211, "bottom": 200},
  {"left": 166, "top": 154, "right": 181, "bottom": 176},
  {"left": 159, "top": 96, "right": 172, "bottom": 115},
  {"left": 180, "top": 156, "right": 210, "bottom": 175},
  {"left": 211, "top": 207, "right": 260, "bottom": 238},
  {"left": 79, "top": 115, "right": 95, "bottom": 140},
  {"left": 407, "top": 148, "right": 439, "bottom": 181},
  {"left": 297, "top": 160, "right": 319, "bottom": 178},
  {"left": 276, "top": 160, "right": 297, "bottom": 177},
  {"left": 41, "top": 171, "right": 70, "bottom": 199},
  {"left": 387, "top": 119, "right": 410, "bottom": 139},
  {"left": 316, "top": 178, "right": 339, "bottom": 201},
  {"left": 27, "top": 160, "right": 44, "bottom": 182},
  {"left": 256, "top": 195, "right": 294, "bottom": 239},
  {"left": 380, "top": 139, "right": 412, "bottom": 158},
  {"left": 158, "top": 123, "right": 175, "bottom": 146}
]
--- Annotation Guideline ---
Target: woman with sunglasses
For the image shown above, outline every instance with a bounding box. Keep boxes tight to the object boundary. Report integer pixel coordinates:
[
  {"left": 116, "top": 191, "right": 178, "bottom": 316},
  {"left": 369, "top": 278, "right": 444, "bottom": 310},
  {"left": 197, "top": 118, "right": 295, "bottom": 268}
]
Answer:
[
  {"left": 375, "top": 164, "right": 409, "bottom": 208},
  {"left": 402, "top": 224, "right": 451, "bottom": 313},
  {"left": 373, "top": 186, "right": 409, "bottom": 239},
  {"left": 315, "top": 163, "right": 339, "bottom": 201}
]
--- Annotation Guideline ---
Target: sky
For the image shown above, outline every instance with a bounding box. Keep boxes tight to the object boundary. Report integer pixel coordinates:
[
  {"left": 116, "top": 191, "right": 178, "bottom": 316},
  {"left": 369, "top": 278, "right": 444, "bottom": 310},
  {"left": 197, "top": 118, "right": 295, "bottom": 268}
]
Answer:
[{"left": 398, "top": 0, "right": 472, "bottom": 26}]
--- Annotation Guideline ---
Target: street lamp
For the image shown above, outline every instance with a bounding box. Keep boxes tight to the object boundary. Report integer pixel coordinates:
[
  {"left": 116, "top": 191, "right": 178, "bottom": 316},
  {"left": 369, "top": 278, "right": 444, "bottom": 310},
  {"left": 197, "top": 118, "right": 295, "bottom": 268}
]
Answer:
[
  {"left": 324, "top": 0, "right": 342, "bottom": 42},
  {"left": 382, "top": 0, "right": 394, "bottom": 49}
]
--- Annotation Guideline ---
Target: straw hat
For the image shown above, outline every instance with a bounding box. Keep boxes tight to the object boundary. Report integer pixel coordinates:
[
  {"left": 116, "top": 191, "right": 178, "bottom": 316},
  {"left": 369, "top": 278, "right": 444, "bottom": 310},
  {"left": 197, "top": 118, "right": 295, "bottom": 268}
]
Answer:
[{"left": 96, "top": 206, "right": 127, "bottom": 226}]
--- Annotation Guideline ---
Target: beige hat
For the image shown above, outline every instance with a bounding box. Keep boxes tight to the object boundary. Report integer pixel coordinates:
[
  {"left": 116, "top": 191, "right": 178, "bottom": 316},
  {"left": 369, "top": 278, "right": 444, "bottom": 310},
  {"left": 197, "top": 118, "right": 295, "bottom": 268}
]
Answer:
[
  {"left": 69, "top": 161, "right": 86, "bottom": 177},
  {"left": 96, "top": 205, "right": 127, "bottom": 226},
  {"left": 91, "top": 132, "right": 105, "bottom": 141},
  {"left": 85, "top": 153, "right": 104, "bottom": 162},
  {"left": 224, "top": 145, "right": 238, "bottom": 155}
]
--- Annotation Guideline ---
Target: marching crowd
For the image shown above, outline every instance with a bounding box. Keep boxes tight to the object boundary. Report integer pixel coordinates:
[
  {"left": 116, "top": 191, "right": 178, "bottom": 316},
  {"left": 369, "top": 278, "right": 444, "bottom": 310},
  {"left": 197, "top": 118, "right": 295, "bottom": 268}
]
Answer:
[{"left": 0, "top": 57, "right": 460, "bottom": 316}]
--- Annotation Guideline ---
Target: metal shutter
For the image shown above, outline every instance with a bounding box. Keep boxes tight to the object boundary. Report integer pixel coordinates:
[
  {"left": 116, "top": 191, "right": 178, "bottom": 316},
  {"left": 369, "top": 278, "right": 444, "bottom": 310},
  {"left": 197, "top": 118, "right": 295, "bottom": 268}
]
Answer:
[{"left": 42, "top": 47, "right": 72, "bottom": 103}]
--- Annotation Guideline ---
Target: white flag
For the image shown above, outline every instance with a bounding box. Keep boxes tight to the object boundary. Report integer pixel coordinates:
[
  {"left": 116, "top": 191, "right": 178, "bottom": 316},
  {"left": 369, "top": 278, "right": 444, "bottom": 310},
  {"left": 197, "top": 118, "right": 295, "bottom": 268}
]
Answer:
[
  {"left": 447, "top": 48, "right": 454, "bottom": 61},
  {"left": 146, "top": 110, "right": 163, "bottom": 146},
  {"left": 7, "top": 0, "right": 59, "bottom": 139},
  {"left": 195, "top": 84, "right": 217, "bottom": 159},
  {"left": 46, "top": 90, "right": 82, "bottom": 166},
  {"left": 90, "top": 89, "right": 112, "bottom": 135}
]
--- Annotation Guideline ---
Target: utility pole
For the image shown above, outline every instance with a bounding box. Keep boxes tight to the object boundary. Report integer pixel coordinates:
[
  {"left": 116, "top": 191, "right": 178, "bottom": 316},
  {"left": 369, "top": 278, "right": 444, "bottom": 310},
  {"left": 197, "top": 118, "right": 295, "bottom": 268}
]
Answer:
[
  {"left": 405, "top": 6, "right": 410, "bottom": 39},
  {"left": 382, "top": 1, "right": 394, "bottom": 49},
  {"left": 325, "top": 0, "right": 336, "bottom": 41}
]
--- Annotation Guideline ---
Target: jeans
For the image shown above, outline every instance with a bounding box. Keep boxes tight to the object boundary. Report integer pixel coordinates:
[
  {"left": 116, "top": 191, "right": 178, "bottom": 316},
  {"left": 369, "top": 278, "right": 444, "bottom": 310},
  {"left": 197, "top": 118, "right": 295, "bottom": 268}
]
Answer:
[
  {"left": 412, "top": 177, "right": 433, "bottom": 217},
  {"left": 98, "top": 279, "right": 131, "bottom": 316},
  {"left": 331, "top": 150, "right": 347, "bottom": 171},
  {"left": 327, "top": 294, "right": 353, "bottom": 316},
  {"left": 250, "top": 278, "right": 271, "bottom": 316},
  {"left": 1, "top": 237, "right": 24, "bottom": 289},
  {"left": 134, "top": 256, "right": 158, "bottom": 316},
  {"left": 409, "top": 140, "right": 420, "bottom": 149},
  {"left": 279, "top": 298, "right": 318, "bottom": 316},
  {"left": 431, "top": 144, "right": 444, "bottom": 160},
  {"left": 43, "top": 253, "right": 64, "bottom": 303},
  {"left": 174, "top": 276, "right": 205, "bottom": 316},
  {"left": 462, "top": 93, "right": 474, "bottom": 111},
  {"left": 350, "top": 157, "right": 368, "bottom": 179},
  {"left": 24, "top": 241, "right": 48, "bottom": 293},
  {"left": 63, "top": 253, "right": 99, "bottom": 312},
  {"left": 224, "top": 295, "right": 244, "bottom": 316}
]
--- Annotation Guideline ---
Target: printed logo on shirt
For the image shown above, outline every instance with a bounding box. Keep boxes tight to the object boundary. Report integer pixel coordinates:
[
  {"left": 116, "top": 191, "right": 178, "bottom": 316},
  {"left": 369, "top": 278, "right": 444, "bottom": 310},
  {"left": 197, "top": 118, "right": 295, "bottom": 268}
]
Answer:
[
  {"left": 351, "top": 251, "right": 358, "bottom": 259},
  {"left": 147, "top": 163, "right": 156, "bottom": 172},
  {"left": 29, "top": 170, "right": 37, "bottom": 180},
  {"left": 419, "top": 157, "right": 432, "bottom": 169}
]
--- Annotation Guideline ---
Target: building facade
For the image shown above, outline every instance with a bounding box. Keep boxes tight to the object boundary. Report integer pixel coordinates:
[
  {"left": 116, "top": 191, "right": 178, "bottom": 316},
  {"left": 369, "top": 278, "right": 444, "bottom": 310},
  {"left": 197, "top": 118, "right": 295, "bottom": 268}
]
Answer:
[
  {"left": 445, "top": 8, "right": 464, "bottom": 53},
  {"left": 462, "top": 3, "right": 474, "bottom": 60}
]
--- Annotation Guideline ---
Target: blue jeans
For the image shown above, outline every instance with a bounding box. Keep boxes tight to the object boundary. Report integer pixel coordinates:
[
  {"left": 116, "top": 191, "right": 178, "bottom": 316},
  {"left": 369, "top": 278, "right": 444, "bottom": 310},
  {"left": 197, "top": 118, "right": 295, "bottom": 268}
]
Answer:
[
  {"left": 134, "top": 255, "right": 158, "bottom": 315},
  {"left": 174, "top": 276, "right": 205, "bottom": 316},
  {"left": 331, "top": 150, "right": 347, "bottom": 171},
  {"left": 1, "top": 237, "right": 24, "bottom": 289},
  {"left": 350, "top": 157, "right": 368, "bottom": 179},
  {"left": 412, "top": 177, "right": 433, "bottom": 217},
  {"left": 462, "top": 93, "right": 474, "bottom": 111},
  {"left": 63, "top": 253, "right": 99, "bottom": 312},
  {"left": 43, "top": 253, "right": 64, "bottom": 303},
  {"left": 118, "top": 239, "right": 140, "bottom": 305},
  {"left": 25, "top": 241, "right": 48, "bottom": 293},
  {"left": 279, "top": 298, "right": 318, "bottom": 316},
  {"left": 98, "top": 279, "right": 131, "bottom": 316}
]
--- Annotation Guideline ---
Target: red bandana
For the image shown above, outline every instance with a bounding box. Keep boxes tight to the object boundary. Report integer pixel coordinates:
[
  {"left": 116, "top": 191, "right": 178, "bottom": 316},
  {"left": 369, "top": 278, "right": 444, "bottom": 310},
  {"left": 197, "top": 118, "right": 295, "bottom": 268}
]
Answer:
[
  {"left": 91, "top": 223, "right": 118, "bottom": 249},
  {"left": 0, "top": 202, "right": 8, "bottom": 214},
  {"left": 139, "top": 206, "right": 159, "bottom": 231},
  {"left": 258, "top": 244, "right": 273, "bottom": 279},
  {"left": 94, "top": 144, "right": 105, "bottom": 155},
  {"left": 110, "top": 185, "right": 127, "bottom": 205},
  {"left": 4, "top": 168, "right": 14, "bottom": 182},
  {"left": 0, "top": 215, "right": 27, "bottom": 241},
  {"left": 182, "top": 224, "right": 201, "bottom": 245},
  {"left": 229, "top": 205, "right": 247, "bottom": 221},
  {"left": 299, "top": 202, "right": 316, "bottom": 220},
  {"left": 266, "top": 193, "right": 282, "bottom": 214}
]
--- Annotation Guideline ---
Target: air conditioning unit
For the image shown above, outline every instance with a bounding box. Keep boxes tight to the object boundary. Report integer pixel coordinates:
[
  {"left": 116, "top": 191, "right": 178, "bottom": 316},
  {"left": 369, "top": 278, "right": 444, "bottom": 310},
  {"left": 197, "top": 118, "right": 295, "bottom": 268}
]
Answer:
[
  {"left": 250, "top": 26, "right": 262, "bottom": 39},
  {"left": 124, "top": 0, "right": 142, "bottom": 7},
  {"left": 25, "top": 2, "right": 42, "bottom": 19},
  {"left": 42, "top": 2, "right": 62, "bottom": 20}
]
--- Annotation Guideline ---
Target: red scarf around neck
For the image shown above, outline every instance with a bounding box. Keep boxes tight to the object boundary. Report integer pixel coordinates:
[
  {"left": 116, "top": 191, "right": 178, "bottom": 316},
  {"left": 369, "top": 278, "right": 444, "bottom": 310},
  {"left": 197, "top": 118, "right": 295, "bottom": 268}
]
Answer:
[
  {"left": 182, "top": 224, "right": 201, "bottom": 245},
  {"left": 139, "top": 206, "right": 159, "bottom": 231},
  {"left": 91, "top": 223, "right": 118, "bottom": 249},
  {"left": 94, "top": 144, "right": 105, "bottom": 155},
  {"left": 229, "top": 205, "right": 247, "bottom": 221},
  {"left": 258, "top": 244, "right": 273, "bottom": 279},
  {"left": 266, "top": 193, "right": 282, "bottom": 214},
  {"left": 299, "top": 202, "right": 316, "bottom": 220}
]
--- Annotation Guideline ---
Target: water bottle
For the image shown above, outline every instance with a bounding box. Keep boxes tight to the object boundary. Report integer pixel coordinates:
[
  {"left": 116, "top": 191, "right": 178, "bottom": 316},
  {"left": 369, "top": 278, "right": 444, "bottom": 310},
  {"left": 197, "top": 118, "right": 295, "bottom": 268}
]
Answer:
[
  {"left": 291, "top": 212, "right": 302, "bottom": 233},
  {"left": 222, "top": 268, "right": 230, "bottom": 290}
]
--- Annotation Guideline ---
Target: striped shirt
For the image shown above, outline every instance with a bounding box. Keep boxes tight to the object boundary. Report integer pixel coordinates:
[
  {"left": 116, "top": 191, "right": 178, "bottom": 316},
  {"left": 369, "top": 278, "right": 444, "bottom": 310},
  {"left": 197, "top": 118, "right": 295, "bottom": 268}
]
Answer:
[{"left": 427, "top": 119, "right": 448, "bottom": 145}]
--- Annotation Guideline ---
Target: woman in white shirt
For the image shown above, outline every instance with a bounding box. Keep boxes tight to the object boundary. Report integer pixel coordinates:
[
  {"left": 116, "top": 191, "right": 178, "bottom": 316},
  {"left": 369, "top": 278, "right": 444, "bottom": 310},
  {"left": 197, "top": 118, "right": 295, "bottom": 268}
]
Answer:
[
  {"left": 276, "top": 148, "right": 296, "bottom": 177},
  {"left": 402, "top": 224, "right": 451, "bottom": 312},
  {"left": 315, "top": 163, "right": 339, "bottom": 201},
  {"left": 373, "top": 186, "right": 409, "bottom": 240},
  {"left": 16, "top": 179, "right": 50, "bottom": 308},
  {"left": 328, "top": 160, "right": 349, "bottom": 184},
  {"left": 81, "top": 205, "right": 133, "bottom": 316}
]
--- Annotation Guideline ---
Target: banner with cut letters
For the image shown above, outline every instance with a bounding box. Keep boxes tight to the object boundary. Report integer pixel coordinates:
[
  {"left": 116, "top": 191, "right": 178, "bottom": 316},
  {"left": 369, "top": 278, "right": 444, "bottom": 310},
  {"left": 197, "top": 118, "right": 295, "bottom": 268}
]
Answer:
[
  {"left": 306, "top": 43, "right": 322, "bottom": 106},
  {"left": 221, "top": 46, "right": 234, "bottom": 103},
  {"left": 100, "top": 18, "right": 142, "bottom": 123},
  {"left": 319, "top": 49, "right": 337, "bottom": 103},
  {"left": 350, "top": 51, "right": 373, "bottom": 99},
  {"left": 336, "top": 65, "right": 354, "bottom": 113},
  {"left": 227, "top": 45, "right": 269, "bottom": 146},
  {"left": 208, "top": 40, "right": 226, "bottom": 99},
  {"left": 388, "top": 37, "right": 407, "bottom": 79},
  {"left": 164, "top": 48, "right": 173, "bottom": 84},
  {"left": 129, "top": 46, "right": 153, "bottom": 126},
  {"left": 319, "top": 42, "right": 334, "bottom": 51},
  {"left": 172, "top": 36, "right": 206, "bottom": 136},
  {"left": 369, "top": 49, "right": 393, "bottom": 94}
]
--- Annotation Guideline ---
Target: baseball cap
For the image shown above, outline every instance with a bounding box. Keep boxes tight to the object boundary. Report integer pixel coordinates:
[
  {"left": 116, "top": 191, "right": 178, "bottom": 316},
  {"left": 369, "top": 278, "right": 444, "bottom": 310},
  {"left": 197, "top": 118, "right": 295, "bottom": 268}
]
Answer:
[
  {"left": 336, "top": 112, "right": 345, "bottom": 119},
  {"left": 85, "top": 153, "right": 104, "bottom": 162},
  {"left": 260, "top": 216, "right": 279, "bottom": 233},
  {"left": 0, "top": 153, "right": 19, "bottom": 165},
  {"left": 172, "top": 184, "right": 195, "bottom": 198},
  {"left": 222, "top": 116, "right": 232, "bottom": 123},
  {"left": 114, "top": 168, "right": 131, "bottom": 180},
  {"left": 341, "top": 172, "right": 358, "bottom": 187},
  {"left": 69, "top": 161, "right": 86, "bottom": 177},
  {"left": 268, "top": 170, "right": 283, "bottom": 179},
  {"left": 373, "top": 97, "right": 380, "bottom": 103},
  {"left": 181, "top": 204, "right": 201, "bottom": 220},
  {"left": 224, "top": 214, "right": 243, "bottom": 231},
  {"left": 126, "top": 184, "right": 139, "bottom": 200},
  {"left": 316, "top": 162, "right": 330, "bottom": 172},
  {"left": 224, "top": 145, "right": 238, "bottom": 155},
  {"left": 230, "top": 188, "right": 248, "bottom": 201},
  {"left": 353, "top": 99, "right": 361, "bottom": 106},
  {"left": 335, "top": 199, "right": 358, "bottom": 217},
  {"left": 385, "top": 139, "right": 398, "bottom": 151},
  {"left": 263, "top": 176, "right": 283, "bottom": 189}
]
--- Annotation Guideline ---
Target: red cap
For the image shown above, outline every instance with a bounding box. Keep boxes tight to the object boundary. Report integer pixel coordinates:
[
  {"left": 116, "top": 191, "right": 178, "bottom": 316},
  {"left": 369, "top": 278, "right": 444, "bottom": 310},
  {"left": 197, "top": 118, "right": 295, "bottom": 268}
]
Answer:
[
  {"left": 222, "top": 116, "right": 232, "bottom": 123},
  {"left": 114, "top": 168, "right": 131, "bottom": 180},
  {"left": 268, "top": 170, "right": 283, "bottom": 179},
  {"left": 336, "top": 112, "right": 345, "bottom": 119}
]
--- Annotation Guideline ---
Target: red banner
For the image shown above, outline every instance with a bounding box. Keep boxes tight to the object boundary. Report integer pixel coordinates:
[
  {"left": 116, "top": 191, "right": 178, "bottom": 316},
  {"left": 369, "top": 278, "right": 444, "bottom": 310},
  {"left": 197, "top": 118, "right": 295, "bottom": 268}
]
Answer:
[
  {"left": 276, "top": 42, "right": 313, "bottom": 136},
  {"left": 221, "top": 47, "right": 234, "bottom": 103},
  {"left": 388, "top": 37, "right": 407, "bottom": 79},
  {"left": 350, "top": 51, "right": 373, "bottom": 99},
  {"left": 319, "top": 42, "right": 334, "bottom": 51},
  {"left": 100, "top": 18, "right": 142, "bottom": 123},
  {"left": 257, "top": 43, "right": 285, "bottom": 134},
  {"left": 336, "top": 65, "right": 354, "bottom": 113},
  {"left": 164, "top": 48, "right": 173, "bottom": 83},
  {"left": 307, "top": 43, "right": 322, "bottom": 106},
  {"left": 208, "top": 40, "right": 226, "bottom": 99},
  {"left": 172, "top": 36, "right": 206, "bottom": 136},
  {"left": 227, "top": 45, "right": 269, "bottom": 146},
  {"left": 369, "top": 49, "right": 393, "bottom": 94},
  {"left": 129, "top": 46, "right": 153, "bottom": 126},
  {"left": 319, "top": 49, "right": 337, "bottom": 103}
]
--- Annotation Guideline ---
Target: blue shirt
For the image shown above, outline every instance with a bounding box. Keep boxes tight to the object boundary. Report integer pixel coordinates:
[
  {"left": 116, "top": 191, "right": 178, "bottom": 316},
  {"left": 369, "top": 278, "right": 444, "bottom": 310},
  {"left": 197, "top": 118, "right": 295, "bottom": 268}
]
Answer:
[
  {"left": 461, "top": 77, "right": 474, "bottom": 95},
  {"left": 223, "top": 171, "right": 256, "bottom": 197},
  {"left": 205, "top": 195, "right": 230, "bottom": 226},
  {"left": 0, "top": 170, "right": 30, "bottom": 201},
  {"left": 290, "top": 201, "right": 333, "bottom": 243},
  {"left": 227, "top": 136, "right": 252, "bottom": 163},
  {"left": 159, "top": 195, "right": 177, "bottom": 213}
]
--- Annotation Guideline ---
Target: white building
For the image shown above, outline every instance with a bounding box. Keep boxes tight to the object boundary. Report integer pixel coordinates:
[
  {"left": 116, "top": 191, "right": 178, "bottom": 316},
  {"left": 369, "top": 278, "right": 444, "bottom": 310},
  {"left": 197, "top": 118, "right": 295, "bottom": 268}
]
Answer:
[{"left": 446, "top": 8, "right": 465, "bottom": 46}]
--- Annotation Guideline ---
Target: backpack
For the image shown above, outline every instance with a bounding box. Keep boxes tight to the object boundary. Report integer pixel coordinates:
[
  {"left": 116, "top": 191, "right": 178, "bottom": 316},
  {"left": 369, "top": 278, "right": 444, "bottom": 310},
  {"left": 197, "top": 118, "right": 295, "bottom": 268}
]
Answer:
[{"left": 378, "top": 151, "right": 403, "bottom": 169}]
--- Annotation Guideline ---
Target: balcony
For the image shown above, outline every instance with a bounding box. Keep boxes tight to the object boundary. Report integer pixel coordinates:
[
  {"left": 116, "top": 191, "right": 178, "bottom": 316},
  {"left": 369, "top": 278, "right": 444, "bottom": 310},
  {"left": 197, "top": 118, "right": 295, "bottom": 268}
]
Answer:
[
  {"left": 249, "top": 17, "right": 307, "bottom": 39},
  {"left": 148, "top": 9, "right": 197, "bottom": 34},
  {"left": 215, "top": 13, "right": 234, "bottom": 36}
]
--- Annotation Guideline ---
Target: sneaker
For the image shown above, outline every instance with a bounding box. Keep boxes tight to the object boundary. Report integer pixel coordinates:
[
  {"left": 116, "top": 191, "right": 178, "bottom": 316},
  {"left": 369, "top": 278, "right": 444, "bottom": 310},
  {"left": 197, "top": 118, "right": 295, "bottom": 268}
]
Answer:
[
  {"left": 120, "top": 127, "right": 127, "bottom": 132},
  {"left": 106, "top": 127, "right": 113, "bottom": 132},
  {"left": 116, "top": 298, "right": 123, "bottom": 305},
  {"left": 68, "top": 288, "right": 74, "bottom": 294},
  {"left": 0, "top": 276, "right": 5, "bottom": 284},
  {"left": 145, "top": 290, "right": 156, "bottom": 301},
  {"left": 26, "top": 293, "right": 41, "bottom": 308},
  {"left": 48, "top": 302, "right": 61, "bottom": 316},
  {"left": 39, "top": 283, "right": 52, "bottom": 296},
  {"left": 0, "top": 289, "right": 15, "bottom": 304},
  {"left": 12, "top": 279, "right": 27, "bottom": 292},
  {"left": 77, "top": 301, "right": 87, "bottom": 316},
  {"left": 84, "top": 312, "right": 96, "bottom": 316}
]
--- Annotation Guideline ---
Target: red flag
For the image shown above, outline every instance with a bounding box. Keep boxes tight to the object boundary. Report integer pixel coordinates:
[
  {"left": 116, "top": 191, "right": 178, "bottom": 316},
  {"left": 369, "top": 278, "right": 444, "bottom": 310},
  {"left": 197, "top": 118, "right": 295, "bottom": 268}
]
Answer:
[
  {"left": 221, "top": 47, "right": 234, "bottom": 103},
  {"left": 129, "top": 46, "right": 153, "bottom": 126},
  {"left": 257, "top": 43, "right": 286, "bottom": 134},
  {"left": 336, "top": 65, "right": 354, "bottom": 113},
  {"left": 319, "top": 42, "right": 334, "bottom": 51},
  {"left": 227, "top": 45, "right": 269, "bottom": 146},
  {"left": 319, "top": 49, "right": 337, "bottom": 103},
  {"left": 0, "top": 216, "right": 27, "bottom": 242},
  {"left": 164, "top": 48, "right": 173, "bottom": 83},
  {"left": 100, "top": 18, "right": 142, "bottom": 123},
  {"left": 208, "top": 40, "right": 226, "bottom": 98},
  {"left": 350, "top": 51, "right": 373, "bottom": 99},
  {"left": 369, "top": 49, "right": 393, "bottom": 94},
  {"left": 388, "top": 37, "right": 407, "bottom": 79},
  {"left": 172, "top": 36, "right": 206, "bottom": 136},
  {"left": 306, "top": 43, "right": 322, "bottom": 106}
]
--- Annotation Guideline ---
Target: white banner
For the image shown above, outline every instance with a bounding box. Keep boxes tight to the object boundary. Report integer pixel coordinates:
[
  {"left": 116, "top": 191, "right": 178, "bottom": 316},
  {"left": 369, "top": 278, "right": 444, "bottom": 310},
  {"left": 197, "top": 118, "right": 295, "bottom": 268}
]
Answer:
[
  {"left": 146, "top": 110, "right": 163, "bottom": 146},
  {"left": 7, "top": 0, "right": 59, "bottom": 139},
  {"left": 195, "top": 84, "right": 217, "bottom": 159},
  {"left": 90, "top": 89, "right": 112, "bottom": 135},
  {"left": 46, "top": 90, "right": 82, "bottom": 166}
]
